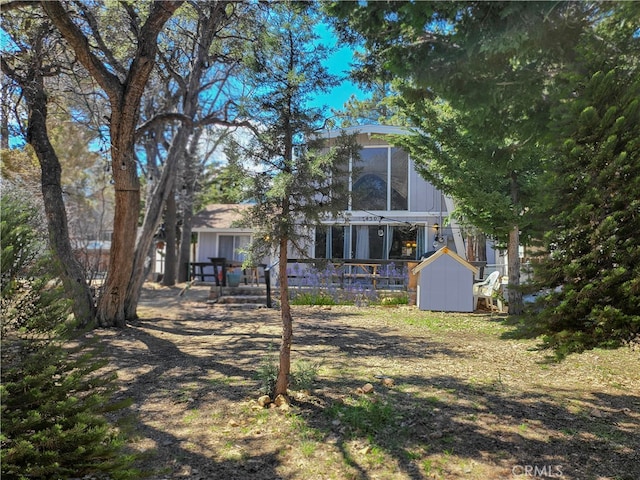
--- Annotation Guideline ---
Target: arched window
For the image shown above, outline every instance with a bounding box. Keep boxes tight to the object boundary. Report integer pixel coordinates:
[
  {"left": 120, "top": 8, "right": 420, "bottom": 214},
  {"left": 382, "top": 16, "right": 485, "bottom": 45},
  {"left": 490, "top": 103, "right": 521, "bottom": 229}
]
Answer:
[{"left": 351, "top": 147, "right": 408, "bottom": 211}]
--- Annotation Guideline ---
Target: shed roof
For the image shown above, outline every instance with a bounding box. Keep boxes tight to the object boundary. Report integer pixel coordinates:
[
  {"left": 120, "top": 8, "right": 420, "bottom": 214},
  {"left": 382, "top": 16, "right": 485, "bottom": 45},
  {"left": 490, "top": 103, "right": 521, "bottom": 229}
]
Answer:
[
  {"left": 191, "top": 203, "right": 250, "bottom": 231},
  {"left": 412, "top": 246, "right": 479, "bottom": 276}
]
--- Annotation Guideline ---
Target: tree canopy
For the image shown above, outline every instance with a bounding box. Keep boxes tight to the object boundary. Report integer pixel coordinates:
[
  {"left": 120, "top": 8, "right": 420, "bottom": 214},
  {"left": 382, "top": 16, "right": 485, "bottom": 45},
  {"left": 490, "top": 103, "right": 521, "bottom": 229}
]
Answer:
[
  {"left": 325, "top": 1, "right": 640, "bottom": 347},
  {"left": 530, "top": 3, "right": 640, "bottom": 356},
  {"left": 231, "top": 1, "right": 355, "bottom": 397}
]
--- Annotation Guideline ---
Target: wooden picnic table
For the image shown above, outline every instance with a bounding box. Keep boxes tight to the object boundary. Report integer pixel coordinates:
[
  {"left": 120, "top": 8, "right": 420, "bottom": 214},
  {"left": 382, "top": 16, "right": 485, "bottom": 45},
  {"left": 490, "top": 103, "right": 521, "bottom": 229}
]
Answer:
[
  {"left": 338, "top": 262, "right": 403, "bottom": 289},
  {"left": 343, "top": 263, "right": 380, "bottom": 286}
]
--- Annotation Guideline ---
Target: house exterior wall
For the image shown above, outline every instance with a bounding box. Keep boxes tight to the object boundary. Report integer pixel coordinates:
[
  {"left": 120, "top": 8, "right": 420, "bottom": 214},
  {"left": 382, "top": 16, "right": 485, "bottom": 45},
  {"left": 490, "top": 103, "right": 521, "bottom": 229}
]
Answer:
[
  {"left": 408, "top": 156, "right": 447, "bottom": 214},
  {"left": 417, "top": 254, "right": 475, "bottom": 312},
  {"left": 195, "top": 231, "right": 255, "bottom": 262},
  {"left": 190, "top": 126, "right": 504, "bottom": 269},
  {"left": 314, "top": 125, "right": 460, "bottom": 261},
  {"left": 197, "top": 232, "right": 218, "bottom": 262}
]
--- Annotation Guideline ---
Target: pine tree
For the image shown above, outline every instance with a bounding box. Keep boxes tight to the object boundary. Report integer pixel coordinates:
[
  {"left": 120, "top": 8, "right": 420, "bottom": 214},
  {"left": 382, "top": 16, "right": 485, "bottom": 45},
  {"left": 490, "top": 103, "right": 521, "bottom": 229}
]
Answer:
[
  {"left": 1, "top": 186, "right": 136, "bottom": 479},
  {"left": 232, "top": 1, "right": 355, "bottom": 398},
  {"left": 529, "top": 2, "right": 640, "bottom": 356},
  {"left": 532, "top": 46, "right": 640, "bottom": 356}
]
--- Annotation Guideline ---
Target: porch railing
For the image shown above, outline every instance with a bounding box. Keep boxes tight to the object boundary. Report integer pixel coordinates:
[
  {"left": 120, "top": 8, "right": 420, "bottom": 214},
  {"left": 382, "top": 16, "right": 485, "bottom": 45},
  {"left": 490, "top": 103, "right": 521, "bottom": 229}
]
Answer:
[{"left": 265, "top": 258, "right": 418, "bottom": 308}]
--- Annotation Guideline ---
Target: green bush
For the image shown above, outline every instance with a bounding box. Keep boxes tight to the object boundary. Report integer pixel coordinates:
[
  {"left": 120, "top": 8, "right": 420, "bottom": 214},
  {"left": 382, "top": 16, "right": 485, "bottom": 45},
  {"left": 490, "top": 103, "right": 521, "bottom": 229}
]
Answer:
[
  {"left": 1, "top": 187, "right": 137, "bottom": 479},
  {"left": 290, "top": 360, "right": 320, "bottom": 392},
  {"left": 256, "top": 346, "right": 320, "bottom": 396},
  {"left": 530, "top": 62, "right": 640, "bottom": 358},
  {"left": 256, "top": 347, "right": 279, "bottom": 396},
  {"left": 290, "top": 291, "right": 337, "bottom": 306}
]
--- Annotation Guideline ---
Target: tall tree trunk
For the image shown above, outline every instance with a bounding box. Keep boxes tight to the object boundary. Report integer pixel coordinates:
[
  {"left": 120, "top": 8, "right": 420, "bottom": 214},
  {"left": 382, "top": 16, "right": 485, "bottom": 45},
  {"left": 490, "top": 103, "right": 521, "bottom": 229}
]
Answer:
[
  {"left": 466, "top": 233, "right": 476, "bottom": 262},
  {"left": 22, "top": 69, "right": 96, "bottom": 326},
  {"left": 177, "top": 199, "right": 194, "bottom": 283},
  {"left": 466, "top": 231, "right": 487, "bottom": 263},
  {"left": 507, "top": 225, "right": 523, "bottom": 314},
  {"left": 124, "top": 126, "right": 185, "bottom": 318},
  {"left": 94, "top": 100, "right": 142, "bottom": 327},
  {"left": 275, "top": 236, "right": 293, "bottom": 398},
  {"left": 1, "top": 84, "right": 9, "bottom": 150},
  {"left": 177, "top": 132, "right": 200, "bottom": 283},
  {"left": 43, "top": 0, "right": 184, "bottom": 327},
  {"left": 122, "top": 122, "right": 160, "bottom": 320},
  {"left": 162, "top": 188, "right": 178, "bottom": 286},
  {"left": 507, "top": 171, "right": 523, "bottom": 315}
]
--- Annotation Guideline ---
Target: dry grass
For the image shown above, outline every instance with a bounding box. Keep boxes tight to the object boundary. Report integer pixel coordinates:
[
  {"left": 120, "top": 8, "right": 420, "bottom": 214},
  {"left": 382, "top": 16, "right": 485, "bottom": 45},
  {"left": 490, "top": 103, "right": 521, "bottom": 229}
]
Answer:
[{"left": 93, "top": 283, "right": 640, "bottom": 480}]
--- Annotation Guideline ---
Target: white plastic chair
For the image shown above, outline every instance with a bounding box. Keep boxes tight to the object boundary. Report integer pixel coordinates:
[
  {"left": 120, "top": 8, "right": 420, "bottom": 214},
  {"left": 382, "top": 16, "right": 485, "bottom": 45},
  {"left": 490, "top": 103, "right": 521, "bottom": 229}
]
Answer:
[{"left": 473, "top": 270, "right": 502, "bottom": 311}]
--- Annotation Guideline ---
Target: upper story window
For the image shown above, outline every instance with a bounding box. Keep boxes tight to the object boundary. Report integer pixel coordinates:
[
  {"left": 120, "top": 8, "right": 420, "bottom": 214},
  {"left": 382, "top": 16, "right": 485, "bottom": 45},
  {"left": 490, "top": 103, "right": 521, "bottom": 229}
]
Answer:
[{"left": 351, "top": 147, "right": 408, "bottom": 211}]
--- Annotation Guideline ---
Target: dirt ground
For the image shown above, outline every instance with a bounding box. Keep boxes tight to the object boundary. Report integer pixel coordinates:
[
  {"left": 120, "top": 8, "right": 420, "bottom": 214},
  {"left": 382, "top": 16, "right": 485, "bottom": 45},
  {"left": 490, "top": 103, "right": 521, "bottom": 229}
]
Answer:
[{"left": 93, "top": 283, "right": 640, "bottom": 480}]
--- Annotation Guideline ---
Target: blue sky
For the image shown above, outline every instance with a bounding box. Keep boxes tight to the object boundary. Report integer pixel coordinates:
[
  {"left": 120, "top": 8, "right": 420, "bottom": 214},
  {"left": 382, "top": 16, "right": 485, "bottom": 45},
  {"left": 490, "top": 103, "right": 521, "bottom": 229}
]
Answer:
[
  {"left": 1, "top": 22, "right": 364, "bottom": 148},
  {"left": 311, "top": 23, "right": 366, "bottom": 113}
]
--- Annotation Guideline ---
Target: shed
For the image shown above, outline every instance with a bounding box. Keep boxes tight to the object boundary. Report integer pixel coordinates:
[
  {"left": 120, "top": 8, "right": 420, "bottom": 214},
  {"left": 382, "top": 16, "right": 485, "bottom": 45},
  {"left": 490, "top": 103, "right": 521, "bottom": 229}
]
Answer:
[{"left": 411, "top": 247, "right": 479, "bottom": 312}]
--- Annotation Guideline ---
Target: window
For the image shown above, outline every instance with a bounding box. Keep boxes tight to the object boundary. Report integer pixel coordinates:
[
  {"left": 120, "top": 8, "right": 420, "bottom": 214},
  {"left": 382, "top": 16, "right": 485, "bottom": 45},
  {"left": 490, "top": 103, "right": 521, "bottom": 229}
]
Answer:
[
  {"left": 387, "top": 226, "right": 417, "bottom": 260},
  {"left": 352, "top": 148, "right": 388, "bottom": 210},
  {"left": 219, "top": 235, "right": 250, "bottom": 262},
  {"left": 350, "top": 146, "right": 409, "bottom": 211},
  {"left": 315, "top": 224, "right": 425, "bottom": 260},
  {"left": 351, "top": 225, "right": 384, "bottom": 259},
  {"left": 315, "top": 226, "right": 345, "bottom": 259},
  {"left": 390, "top": 148, "right": 408, "bottom": 210}
]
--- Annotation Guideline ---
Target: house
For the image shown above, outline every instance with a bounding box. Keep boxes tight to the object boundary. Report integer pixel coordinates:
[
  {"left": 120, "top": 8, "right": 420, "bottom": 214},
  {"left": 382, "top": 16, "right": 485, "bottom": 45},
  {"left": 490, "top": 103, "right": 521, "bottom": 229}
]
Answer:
[
  {"left": 189, "top": 125, "right": 504, "bottom": 276},
  {"left": 307, "top": 125, "right": 465, "bottom": 262},
  {"left": 191, "top": 203, "right": 253, "bottom": 266}
]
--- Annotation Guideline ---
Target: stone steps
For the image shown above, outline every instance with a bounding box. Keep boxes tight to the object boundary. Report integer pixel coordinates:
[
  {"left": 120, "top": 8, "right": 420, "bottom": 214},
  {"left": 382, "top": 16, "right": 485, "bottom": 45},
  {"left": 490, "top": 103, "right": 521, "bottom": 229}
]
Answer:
[
  {"left": 216, "top": 295, "right": 266, "bottom": 304},
  {"left": 208, "top": 285, "right": 270, "bottom": 309}
]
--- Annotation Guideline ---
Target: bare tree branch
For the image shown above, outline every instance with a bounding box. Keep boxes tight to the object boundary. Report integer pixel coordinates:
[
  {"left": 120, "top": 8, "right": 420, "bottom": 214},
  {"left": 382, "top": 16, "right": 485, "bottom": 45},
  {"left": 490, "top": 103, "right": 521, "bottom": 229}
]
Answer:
[
  {"left": 73, "top": 0, "right": 128, "bottom": 78},
  {"left": 41, "top": 1, "right": 123, "bottom": 100},
  {"left": 119, "top": 0, "right": 141, "bottom": 39},
  {"left": 0, "top": 0, "right": 38, "bottom": 11},
  {"left": 136, "top": 112, "right": 259, "bottom": 137},
  {"left": 136, "top": 112, "right": 194, "bottom": 134}
]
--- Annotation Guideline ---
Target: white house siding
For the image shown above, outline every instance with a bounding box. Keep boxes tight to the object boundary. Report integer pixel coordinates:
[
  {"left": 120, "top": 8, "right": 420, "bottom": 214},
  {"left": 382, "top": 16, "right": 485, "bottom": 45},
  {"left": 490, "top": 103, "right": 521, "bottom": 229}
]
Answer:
[
  {"left": 195, "top": 231, "right": 254, "bottom": 263},
  {"left": 196, "top": 232, "right": 218, "bottom": 262},
  {"left": 408, "top": 159, "right": 433, "bottom": 213},
  {"left": 192, "top": 232, "right": 218, "bottom": 279}
]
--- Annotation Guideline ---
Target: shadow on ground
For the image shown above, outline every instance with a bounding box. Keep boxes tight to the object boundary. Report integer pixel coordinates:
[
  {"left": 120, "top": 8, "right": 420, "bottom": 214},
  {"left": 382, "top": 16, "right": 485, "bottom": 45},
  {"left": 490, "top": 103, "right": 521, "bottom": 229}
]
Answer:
[{"left": 96, "top": 285, "right": 639, "bottom": 480}]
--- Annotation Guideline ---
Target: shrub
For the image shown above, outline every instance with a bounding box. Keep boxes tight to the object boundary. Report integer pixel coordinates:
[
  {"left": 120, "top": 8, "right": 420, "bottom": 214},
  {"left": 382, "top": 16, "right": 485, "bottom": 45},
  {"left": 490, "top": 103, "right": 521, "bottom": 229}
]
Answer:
[
  {"left": 256, "top": 346, "right": 279, "bottom": 396},
  {"left": 286, "top": 262, "right": 408, "bottom": 306},
  {"left": 290, "top": 360, "right": 320, "bottom": 392},
  {"left": 290, "top": 291, "right": 337, "bottom": 306},
  {"left": 1, "top": 187, "right": 137, "bottom": 479},
  {"left": 256, "top": 346, "right": 320, "bottom": 396}
]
